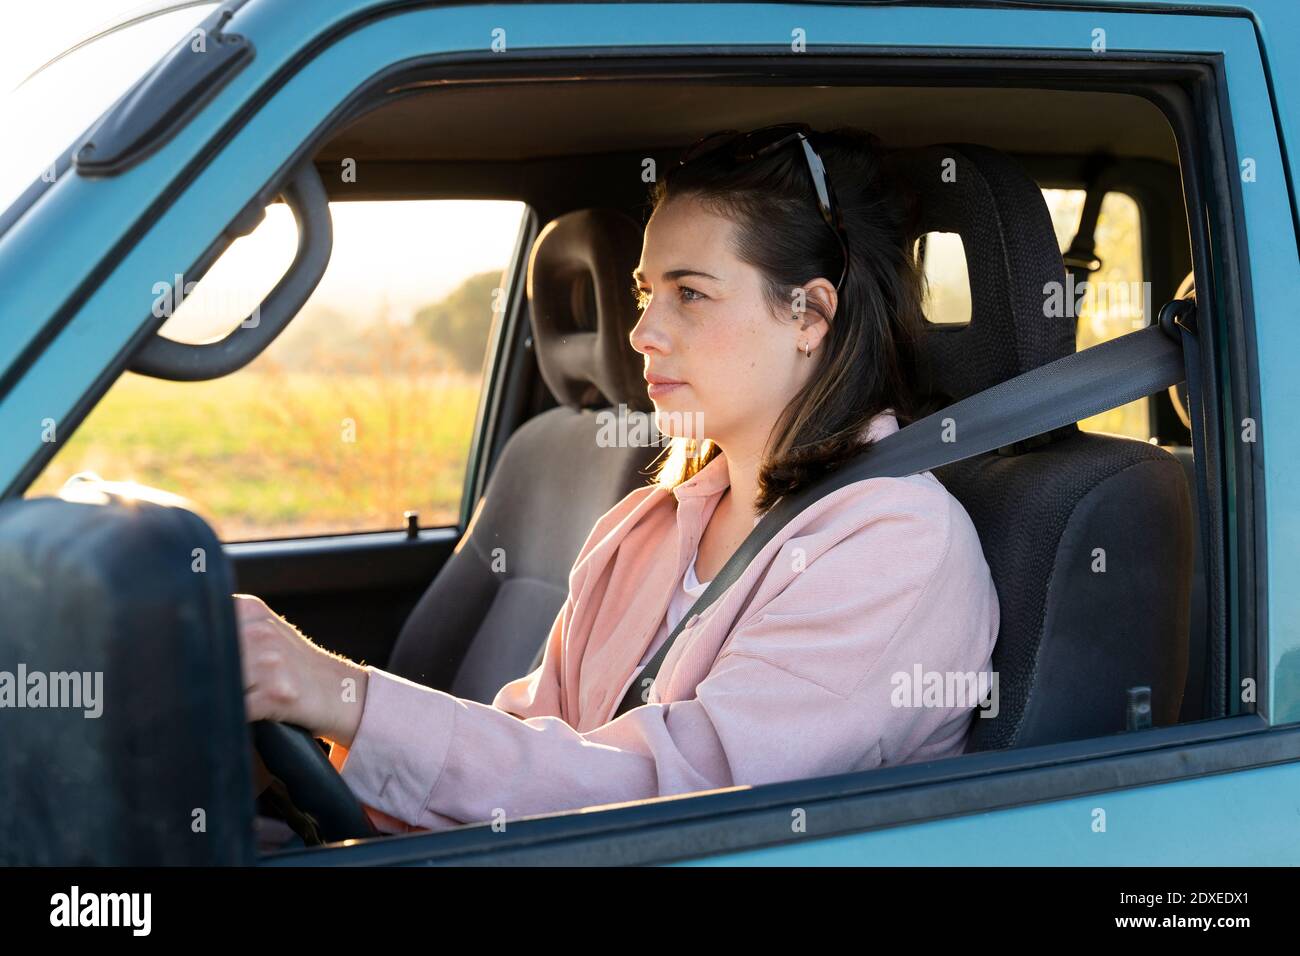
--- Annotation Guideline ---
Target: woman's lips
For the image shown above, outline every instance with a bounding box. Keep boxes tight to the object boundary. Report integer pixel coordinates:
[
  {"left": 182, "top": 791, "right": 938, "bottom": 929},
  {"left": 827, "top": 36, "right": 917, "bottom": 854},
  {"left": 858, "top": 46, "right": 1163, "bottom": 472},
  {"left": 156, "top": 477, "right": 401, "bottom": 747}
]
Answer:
[{"left": 646, "top": 382, "right": 686, "bottom": 399}]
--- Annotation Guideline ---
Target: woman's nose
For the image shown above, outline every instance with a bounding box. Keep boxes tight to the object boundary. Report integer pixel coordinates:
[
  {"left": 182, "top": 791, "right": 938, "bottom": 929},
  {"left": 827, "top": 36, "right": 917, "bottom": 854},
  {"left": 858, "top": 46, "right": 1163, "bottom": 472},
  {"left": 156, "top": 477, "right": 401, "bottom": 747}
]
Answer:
[{"left": 628, "top": 306, "right": 665, "bottom": 356}]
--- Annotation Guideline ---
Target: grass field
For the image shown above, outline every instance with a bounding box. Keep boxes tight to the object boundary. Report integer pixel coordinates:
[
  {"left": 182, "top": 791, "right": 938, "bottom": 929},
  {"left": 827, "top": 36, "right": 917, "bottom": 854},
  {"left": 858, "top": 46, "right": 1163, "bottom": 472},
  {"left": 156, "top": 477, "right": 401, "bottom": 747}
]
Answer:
[
  {"left": 26, "top": 357, "right": 1144, "bottom": 544},
  {"left": 24, "top": 352, "right": 1145, "bottom": 545},
  {"left": 27, "top": 368, "right": 483, "bottom": 541}
]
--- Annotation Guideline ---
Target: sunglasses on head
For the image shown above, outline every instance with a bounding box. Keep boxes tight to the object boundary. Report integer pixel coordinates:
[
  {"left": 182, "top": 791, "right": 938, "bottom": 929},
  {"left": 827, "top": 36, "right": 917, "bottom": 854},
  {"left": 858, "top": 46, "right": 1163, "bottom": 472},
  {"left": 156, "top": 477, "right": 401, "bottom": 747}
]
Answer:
[{"left": 677, "top": 123, "right": 850, "bottom": 292}]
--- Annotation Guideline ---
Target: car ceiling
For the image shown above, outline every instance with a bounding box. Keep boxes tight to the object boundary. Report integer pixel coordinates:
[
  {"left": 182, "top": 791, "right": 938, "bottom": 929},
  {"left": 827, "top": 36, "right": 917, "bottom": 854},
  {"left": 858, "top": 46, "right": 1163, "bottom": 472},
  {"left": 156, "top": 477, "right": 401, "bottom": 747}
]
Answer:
[
  {"left": 312, "top": 80, "right": 1179, "bottom": 218},
  {"left": 321, "top": 80, "right": 1175, "bottom": 160}
]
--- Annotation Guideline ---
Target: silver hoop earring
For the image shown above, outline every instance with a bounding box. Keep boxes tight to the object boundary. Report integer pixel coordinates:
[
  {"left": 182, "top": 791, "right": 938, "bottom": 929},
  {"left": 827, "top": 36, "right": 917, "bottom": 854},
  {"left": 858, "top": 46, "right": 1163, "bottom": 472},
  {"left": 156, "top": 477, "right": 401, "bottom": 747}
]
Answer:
[{"left": 802, "top": 342, "right": 811, "bottom": 358}]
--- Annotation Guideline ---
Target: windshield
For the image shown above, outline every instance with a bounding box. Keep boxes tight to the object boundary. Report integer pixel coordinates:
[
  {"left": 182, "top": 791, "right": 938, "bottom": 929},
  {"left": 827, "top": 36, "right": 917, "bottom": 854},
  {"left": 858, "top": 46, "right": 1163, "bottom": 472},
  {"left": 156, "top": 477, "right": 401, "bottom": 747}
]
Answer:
[{"left": 0, "top": 1, "right": 219, "bottom": 216}]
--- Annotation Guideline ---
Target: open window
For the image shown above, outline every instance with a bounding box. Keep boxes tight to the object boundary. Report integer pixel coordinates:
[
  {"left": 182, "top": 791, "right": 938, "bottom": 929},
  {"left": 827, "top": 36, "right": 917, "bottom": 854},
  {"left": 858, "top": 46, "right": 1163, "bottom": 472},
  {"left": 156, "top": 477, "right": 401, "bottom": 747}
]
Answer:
[
  {"left": 25, "top": 163, "right": 528, "bottom": 541},
  {"left": 256, "top": 67, "right": 1235, "bottom": 859}
]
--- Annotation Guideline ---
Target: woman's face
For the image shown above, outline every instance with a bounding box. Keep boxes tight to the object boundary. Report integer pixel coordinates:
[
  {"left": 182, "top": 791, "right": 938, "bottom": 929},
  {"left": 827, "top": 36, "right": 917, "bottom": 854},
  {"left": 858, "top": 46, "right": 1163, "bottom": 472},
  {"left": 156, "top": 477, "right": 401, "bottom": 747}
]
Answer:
[{"left": 630, "top": 195, "right": 833, "bottom": 456}]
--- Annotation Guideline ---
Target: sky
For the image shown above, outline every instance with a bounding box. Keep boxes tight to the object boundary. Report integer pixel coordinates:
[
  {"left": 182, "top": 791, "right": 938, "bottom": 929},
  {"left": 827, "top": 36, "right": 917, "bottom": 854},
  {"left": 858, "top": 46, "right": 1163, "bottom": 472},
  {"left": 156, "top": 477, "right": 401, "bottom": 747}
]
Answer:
[
  {"left": 0, "top": 1, "right": 527, "bottom": 328},
  {"left": 0, "top": 0, "right": 131, "bottom": 93}
]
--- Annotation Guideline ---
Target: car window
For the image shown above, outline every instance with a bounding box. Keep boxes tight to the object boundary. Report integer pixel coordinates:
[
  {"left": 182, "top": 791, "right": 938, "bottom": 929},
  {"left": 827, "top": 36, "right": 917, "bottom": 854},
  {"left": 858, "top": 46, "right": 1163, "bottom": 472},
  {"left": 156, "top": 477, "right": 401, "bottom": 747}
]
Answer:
[
  {"left": 915, "top": 187, "right": 1149, "bottom": 440},
  {"left": 25, "top": 198, "right": 530, "bottom": 542},
  {"left": 914, "top": 232, "right": 971, "bottom": 325},
  {"left": 1042, "top": 189, "right": 1148, "bottom": 440}
]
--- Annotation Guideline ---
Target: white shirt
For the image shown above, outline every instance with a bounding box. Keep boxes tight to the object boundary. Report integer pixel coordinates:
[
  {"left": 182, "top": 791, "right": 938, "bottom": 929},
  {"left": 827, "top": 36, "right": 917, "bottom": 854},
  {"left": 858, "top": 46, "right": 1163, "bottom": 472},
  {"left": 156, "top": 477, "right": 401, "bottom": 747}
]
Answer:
[{"left": 629, "top": 547, "right": 713, "bottom": 689}]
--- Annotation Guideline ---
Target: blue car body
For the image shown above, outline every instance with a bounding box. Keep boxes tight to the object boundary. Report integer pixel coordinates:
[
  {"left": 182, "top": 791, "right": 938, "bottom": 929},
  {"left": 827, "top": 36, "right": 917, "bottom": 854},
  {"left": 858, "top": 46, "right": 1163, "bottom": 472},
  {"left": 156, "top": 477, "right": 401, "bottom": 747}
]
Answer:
[{"left": 0, "top": 0, "right": 1297, "bottom": 865}]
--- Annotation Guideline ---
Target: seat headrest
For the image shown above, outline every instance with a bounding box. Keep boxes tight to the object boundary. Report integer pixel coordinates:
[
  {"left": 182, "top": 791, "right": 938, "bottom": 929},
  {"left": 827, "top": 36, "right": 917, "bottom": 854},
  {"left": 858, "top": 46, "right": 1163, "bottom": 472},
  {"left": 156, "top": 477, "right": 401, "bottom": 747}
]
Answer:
[
  {"left": 889, "top": 144, "right": 1075, "bottom": 402},
  {"left": 525, "top": 208, "right": 651, "bottom": 412}
]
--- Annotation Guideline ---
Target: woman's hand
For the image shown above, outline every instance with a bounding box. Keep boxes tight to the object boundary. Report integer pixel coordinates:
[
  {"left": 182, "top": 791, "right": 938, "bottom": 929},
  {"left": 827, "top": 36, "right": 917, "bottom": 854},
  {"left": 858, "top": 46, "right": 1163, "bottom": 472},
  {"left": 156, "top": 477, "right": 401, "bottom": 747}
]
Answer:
[{"left": 234, "top": 593, "right": 369, "bottom": 748}]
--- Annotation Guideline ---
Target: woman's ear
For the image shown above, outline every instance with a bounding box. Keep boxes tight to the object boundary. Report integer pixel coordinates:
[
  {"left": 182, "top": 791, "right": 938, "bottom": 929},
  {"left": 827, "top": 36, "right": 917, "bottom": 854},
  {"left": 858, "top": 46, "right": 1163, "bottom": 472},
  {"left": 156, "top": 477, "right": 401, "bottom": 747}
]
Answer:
[{"left": 792, "top": 279, "right": 836, "bottom": 351}]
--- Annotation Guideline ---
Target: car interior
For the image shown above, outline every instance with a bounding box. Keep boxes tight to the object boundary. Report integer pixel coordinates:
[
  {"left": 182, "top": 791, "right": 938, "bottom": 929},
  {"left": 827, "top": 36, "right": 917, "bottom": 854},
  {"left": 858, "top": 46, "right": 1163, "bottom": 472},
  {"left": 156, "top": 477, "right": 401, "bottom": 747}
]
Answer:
[
  {"left": 246, "top": 78, "right": 1209, "bottom": 735},
  {"left": 0, "top": 70, "right": 1225, "bottom": 859}
]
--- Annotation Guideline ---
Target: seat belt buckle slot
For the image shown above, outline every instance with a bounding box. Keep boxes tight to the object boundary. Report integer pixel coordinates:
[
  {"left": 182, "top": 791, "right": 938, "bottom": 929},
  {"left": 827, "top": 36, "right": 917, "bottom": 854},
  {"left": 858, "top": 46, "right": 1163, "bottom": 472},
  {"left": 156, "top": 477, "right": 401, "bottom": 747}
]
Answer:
[{"left": 1126, "top": 686, "right": 1153, "bottom": 731}]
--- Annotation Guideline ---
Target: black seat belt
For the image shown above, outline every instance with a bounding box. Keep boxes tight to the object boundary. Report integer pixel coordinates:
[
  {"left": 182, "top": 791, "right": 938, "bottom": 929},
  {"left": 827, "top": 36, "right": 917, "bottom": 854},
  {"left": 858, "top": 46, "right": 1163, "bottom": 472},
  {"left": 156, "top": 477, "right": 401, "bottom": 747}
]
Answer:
[
  {"left": 1165, "top": 298, "right": 1223, "bottom": 719},
  {"left": 612, "top": 310, "right": 1191, "bottom": 719},
  {"left": 1062, "top": 154, "right": 1111, "bottom": 296}
]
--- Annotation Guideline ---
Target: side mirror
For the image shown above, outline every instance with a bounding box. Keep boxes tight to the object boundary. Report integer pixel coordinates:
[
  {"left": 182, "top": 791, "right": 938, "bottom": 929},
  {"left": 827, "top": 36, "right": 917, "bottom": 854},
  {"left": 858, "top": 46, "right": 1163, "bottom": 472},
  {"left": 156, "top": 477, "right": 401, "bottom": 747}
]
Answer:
[{"left": 0, "top": 490, "right": 255, "bottom": 864}]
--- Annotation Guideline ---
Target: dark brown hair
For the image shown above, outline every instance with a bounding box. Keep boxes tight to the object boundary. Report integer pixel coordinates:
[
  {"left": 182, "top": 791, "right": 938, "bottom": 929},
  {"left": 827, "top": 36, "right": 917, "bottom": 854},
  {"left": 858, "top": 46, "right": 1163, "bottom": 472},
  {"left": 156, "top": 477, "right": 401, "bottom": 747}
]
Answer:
[{"left": 644, "top": 125, "right": 929, "bottom": 512}]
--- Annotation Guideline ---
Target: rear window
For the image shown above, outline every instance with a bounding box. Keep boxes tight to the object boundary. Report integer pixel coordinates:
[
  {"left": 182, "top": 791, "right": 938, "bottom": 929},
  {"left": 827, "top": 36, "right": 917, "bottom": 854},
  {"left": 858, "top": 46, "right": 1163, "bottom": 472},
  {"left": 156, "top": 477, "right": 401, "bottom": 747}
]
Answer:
[
  {"left": 915, "top": 187, "right": 1148, "bottom": 440},
  {"left": 1043, "top": 189, "right": 1148, "bottom": 440}
]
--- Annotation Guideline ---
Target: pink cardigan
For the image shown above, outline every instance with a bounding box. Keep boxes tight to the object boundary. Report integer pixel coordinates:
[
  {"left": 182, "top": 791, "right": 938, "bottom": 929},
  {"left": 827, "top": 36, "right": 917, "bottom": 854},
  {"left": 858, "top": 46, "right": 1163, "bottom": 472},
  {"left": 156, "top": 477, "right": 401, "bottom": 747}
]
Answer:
[{"left": 328, "top": 411, "right": 1000, "bottom": 833}]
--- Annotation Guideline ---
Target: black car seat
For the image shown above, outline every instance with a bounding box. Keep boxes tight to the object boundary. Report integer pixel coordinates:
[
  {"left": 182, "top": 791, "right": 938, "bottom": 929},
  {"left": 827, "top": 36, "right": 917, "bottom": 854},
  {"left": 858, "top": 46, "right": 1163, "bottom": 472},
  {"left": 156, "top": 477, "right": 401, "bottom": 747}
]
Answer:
[
  {"left": 386, "top": 208, "right": 658, "bottom": 702},
  {"left": 891, "top": 144, "right": 1194, "bottom": 750}
]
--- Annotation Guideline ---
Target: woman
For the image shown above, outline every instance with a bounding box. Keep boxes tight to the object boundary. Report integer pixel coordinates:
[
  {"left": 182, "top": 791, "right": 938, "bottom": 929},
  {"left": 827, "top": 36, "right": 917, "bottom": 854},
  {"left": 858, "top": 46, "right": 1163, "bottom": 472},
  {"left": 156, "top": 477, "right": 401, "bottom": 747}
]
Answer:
[{"left": 236, "top": 123, "right": 1000, "bottom": 834}]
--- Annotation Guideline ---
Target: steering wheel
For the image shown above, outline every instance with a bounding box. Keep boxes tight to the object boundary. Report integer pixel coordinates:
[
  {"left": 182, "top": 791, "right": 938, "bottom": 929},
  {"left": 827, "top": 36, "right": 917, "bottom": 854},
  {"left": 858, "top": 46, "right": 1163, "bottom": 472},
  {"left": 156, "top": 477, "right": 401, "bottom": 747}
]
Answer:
[
  {"left": 252, "top": 720, "right": 376, "bottom": 845},
  {"left": 55, "top": 474, "right": 378, "bottom": 846}
]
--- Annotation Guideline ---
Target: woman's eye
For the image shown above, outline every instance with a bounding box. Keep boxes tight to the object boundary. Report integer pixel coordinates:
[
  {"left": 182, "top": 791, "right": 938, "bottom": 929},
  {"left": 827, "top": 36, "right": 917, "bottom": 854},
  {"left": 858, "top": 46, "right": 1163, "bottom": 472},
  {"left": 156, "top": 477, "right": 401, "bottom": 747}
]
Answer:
[{"left": 632, "top": 286, "right": 705, "bottom": 311}]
